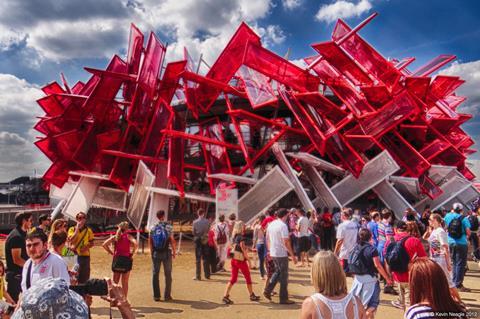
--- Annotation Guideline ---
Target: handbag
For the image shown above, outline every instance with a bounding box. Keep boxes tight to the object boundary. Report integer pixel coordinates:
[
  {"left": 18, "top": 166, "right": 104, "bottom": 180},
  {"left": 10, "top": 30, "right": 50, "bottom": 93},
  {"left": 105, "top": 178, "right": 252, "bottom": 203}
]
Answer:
[{"left": 111, "top": 255, "right": 133, "bottom": 273}]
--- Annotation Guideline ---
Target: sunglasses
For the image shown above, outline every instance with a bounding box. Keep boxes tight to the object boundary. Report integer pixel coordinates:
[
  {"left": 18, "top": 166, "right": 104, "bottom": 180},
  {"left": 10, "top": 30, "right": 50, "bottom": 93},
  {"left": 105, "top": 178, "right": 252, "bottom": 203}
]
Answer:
[{"left": 76, "top": 216, "right": 86, "bottom": 220}]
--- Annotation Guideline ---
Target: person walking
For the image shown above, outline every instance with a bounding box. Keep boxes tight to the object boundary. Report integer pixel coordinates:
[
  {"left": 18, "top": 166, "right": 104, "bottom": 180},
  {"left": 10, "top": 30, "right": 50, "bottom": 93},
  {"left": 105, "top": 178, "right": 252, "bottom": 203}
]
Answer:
[
  {"left": 252, "top": 214, "right": 267, "bottom": 279},
  {"left": 423, "top": 213, "right": 461, "bottom": 302},
  {"left": 376, "top": 209, "right": 396, "bottom": 295},
  {"left": 405, "top": 258, "right": 466, "bottom": 319},
  {"left": 444, "top": 203, "right": 471, "bottom": 292},
  {"left": 334, "top": 208, "right": 359, "bottom": 274},
  {"left": 384, "top": 221, "right": 426, "bottom": 310},
  {"left": 4, "top": 212, "right": 32, "bottom": 302},
  {"left": 367, "top": 212, "right": 380, "bottom": 248},
  {"left": 321, "top": 207, "right": 334, "bottom": 251},
  {"left": 214, "top": 214, "right": 229, "bottom": 272},
  {"left": 149, "top": 210, "right": 176, "bottom": 301},
  {"left": 21, "top": 229, "right": 70, "bottom": 292},
  {"left": 467, "top": 209, "right": 480, "bottom": 262},
  {"left": 263, "top": 208, "right": 297, "bottom": 304},
  {"left": 299, "top": 250, "right": 366, "bottom": 319},
  {"left": 222, "top": 221, "right": 260, "bottom": 304},
  {"left": 349, "top": 228, "right": 392, "bottom": 319},
  {"left": 296, "top": 209, "right": 310, "bottom": 267},
  {"left": 102, "top": 221, "right": 138, "bottom": 297},
  {"left": 67, "top": 212, "right": 94, "bottom": 284},
  {"left": 192, "top": 208, "right": 210, "bottom": 280},
  {"left": 207, "top": 218, "right": 218, "bottom": 275}
]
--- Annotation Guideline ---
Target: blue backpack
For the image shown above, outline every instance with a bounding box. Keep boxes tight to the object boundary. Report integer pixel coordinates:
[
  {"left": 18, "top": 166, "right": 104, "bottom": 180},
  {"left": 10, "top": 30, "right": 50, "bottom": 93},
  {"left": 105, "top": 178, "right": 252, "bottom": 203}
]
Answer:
[
  {"left": 385, "top": 236, "right": 411, "bottom": 273},
  {"left": 152, "top": 223, "right": 169, "bottom": 251}
]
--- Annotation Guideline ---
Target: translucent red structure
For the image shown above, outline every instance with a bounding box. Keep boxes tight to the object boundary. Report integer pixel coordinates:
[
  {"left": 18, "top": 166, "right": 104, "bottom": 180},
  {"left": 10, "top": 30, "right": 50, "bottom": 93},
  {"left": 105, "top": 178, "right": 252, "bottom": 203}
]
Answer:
[{"left": 35, "top": 14, "right": 476, "bottom": 203}]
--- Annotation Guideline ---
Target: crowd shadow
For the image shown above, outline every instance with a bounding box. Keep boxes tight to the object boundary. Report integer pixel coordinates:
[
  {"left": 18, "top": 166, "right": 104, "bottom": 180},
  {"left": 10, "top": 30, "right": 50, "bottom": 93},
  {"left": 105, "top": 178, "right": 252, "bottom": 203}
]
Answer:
[{"left": 91, "top": 306, "right": 183, "bottom": 317}]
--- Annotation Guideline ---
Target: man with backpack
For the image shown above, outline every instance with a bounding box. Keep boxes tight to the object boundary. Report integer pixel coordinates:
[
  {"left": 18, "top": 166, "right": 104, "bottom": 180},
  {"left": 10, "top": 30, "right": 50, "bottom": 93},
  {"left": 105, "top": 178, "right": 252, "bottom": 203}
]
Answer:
[
  {"left": 384, "top": 220, "right": 426, "bottom": 310},
  {"left": 444, "top": 203, "right": 471, "bottom": 292},
  {"left": 214, "top": 214, "right": 230, "bottom": 272},
  {"left": 467, "top": 209, "right": 480, "bottom": 262},
  {"left": 149, "top": 210, "right": 176, "bottom": 301}
]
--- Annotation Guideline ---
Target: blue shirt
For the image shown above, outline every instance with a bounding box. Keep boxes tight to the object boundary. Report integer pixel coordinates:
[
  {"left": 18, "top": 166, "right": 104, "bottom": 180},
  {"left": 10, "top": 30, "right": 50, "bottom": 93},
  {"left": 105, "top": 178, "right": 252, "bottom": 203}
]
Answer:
[
  {"left": 367, "top": 221, "right": 379, "bottom": 246},
  {"left": 444, "top": 212, "right": 471, "bottom": 245}
]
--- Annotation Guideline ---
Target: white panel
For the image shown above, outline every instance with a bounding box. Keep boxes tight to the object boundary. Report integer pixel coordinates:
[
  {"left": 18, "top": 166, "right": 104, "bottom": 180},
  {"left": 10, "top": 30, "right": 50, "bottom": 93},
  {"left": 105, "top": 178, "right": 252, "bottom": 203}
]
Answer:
[
  {"left": 127, "top": 161, "right": 155, "bottom": 230},
  {"left": 49, "top": 180, "right": 76, "bottom": 200},
  {"left": 272, "top": 144, "right": 315, "bottom": 211},
  {"left": 91, "top": 187, "right": 127, "bottom": 211},
  {"left": 373, "top": 180, "right": 414, "bottom": 219},
  {"left": 303, "top": 164, "right": 341, "bottom": 210},
  {"left": 207, "top": 173, "right": 257, "bottom": 185},
  {"left": 389, "top": 176, "right": 423, "bottom": 202},
  {"left": 331, "top": 151, "right": 400, "bottom": 206},
  {"left": 147, "top": 193, "right": 170, "bottom": 231},
  {"left": 61, "top": 176, "right": 100, "bottom": 220},
  {"left": 147, "top": 187, "right": 216, "bottom": 202},
  {"left": 238, "top": 166, "right": 293, "bottom": 225},
  {"left": 286, "top": 152, "right": 346, "bottom": 176},
  {"left": 216, "top": 187, "right": 238, "bottom": 219}
]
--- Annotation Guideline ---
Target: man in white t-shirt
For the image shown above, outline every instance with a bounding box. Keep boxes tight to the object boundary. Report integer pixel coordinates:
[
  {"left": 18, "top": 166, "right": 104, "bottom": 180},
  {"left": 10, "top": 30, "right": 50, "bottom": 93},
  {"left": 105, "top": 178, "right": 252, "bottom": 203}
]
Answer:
[
  {"left": 264, "top": 208, "right": 297, "bottom": 304},
  {"left": 296, "top": 209, "right": 310, "bottom": 267},
  {"left": 21, "top": 229, "right": 70, "bottom": 292},
  {"left": 334, "top": 208, "right": 359, "bottom": 274}
]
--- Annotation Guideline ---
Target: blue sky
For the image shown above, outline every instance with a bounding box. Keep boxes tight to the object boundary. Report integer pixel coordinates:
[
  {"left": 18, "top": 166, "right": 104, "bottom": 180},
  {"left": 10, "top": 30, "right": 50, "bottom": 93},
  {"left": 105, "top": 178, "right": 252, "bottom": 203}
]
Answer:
[{"left": 0, "top": 0, "right": 479, "bottom": 181}]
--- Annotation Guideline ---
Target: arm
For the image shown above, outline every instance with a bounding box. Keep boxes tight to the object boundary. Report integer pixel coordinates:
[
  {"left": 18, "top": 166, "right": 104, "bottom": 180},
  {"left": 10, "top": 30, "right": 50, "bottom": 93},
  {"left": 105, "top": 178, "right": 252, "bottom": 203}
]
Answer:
[
  {"left": 240, "top": 241, "right": 249, "bottom": 261},
  {"left": 148, "top": 235, "right": 153, "bottom": 254},
  {"left": 102, "top": 236, "right": 115, "bottom": 255},
  {"left": 3, "top": 283, "right": 15, "bottom": 305},
  {"left": 169, "top": 235, "right": 177, "bottom": 259},
  {"left": 422, "top": 227, "right": 432, "bottom": 240},
  {"left": 355, "top": 296, "right": 367, "bottom": 319},
  {"left": 128, "top": 236, "right": 138, "bottom": 256},
  {"left": 334, "top": 239, "right": 344, "bottom": 257},
  {"left": 299, "top": 297, "right": 315, "bottom": 319},
  {"left": 443, "top": 244, "right": 452, "bottom": 272},
  {"left": 11, "top": 248, "right": 26, "bottom": 267},
  {"left": 283, "top": 237, "right": 297, "bottom": 264},
  {"left": 373, "top": 256, "right": 392, "bottom": 285}
]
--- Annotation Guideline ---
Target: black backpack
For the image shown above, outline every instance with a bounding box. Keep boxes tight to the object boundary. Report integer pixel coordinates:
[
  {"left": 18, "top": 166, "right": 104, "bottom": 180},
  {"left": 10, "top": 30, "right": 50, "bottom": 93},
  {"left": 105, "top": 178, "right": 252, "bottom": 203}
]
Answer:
[
  {"left": 385, "top": 236, "right": 410, "bottom": 273},
  {"left": 348, "top": 243, "right": 371, "bottom": 275},
  {"left": 468, "top": 215, "right": 479, "bottom": 232},
  {"left": 448, "top": 215, "right": 466, "bottom": 239}
]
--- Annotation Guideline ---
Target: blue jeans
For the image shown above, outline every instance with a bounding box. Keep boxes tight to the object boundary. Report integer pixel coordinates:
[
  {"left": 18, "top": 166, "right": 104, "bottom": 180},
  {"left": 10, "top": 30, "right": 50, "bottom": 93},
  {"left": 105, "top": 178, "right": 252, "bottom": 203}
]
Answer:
[
  {"left": 152, "top": 250, "right": 172, "bottom": 299},
  {"left": 256, "top": 243, "right": 266, "bottom": 277},
  {"left": 194, "top": 239, "right": 210, "bottom": 279},
  {"left": 265, "top": 257, "right": 289, "bottom": 302},
  {"left": 449, "top": 243, "right": 468, "bottom": 288}
]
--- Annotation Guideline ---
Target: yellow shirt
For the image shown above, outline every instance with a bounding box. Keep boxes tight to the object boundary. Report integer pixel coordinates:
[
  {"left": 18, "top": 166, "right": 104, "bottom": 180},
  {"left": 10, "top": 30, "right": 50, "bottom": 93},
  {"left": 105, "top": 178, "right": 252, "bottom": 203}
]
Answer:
[
  {"left": 68, "top": 227, "right": 94, "bottom": 256},
  {"left": 0, "top": 276, "right": 4, "bottom": 300}
]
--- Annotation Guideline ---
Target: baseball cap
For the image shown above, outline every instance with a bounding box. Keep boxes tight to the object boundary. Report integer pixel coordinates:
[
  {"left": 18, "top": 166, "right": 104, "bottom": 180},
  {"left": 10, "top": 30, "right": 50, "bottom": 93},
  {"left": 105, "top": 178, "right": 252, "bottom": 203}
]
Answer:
[
  {"left": 453, "top": 203, "right": 463, "bottom": 211},
  {"left": 12, "top": 277, "right": 88, "bottom": 319}
]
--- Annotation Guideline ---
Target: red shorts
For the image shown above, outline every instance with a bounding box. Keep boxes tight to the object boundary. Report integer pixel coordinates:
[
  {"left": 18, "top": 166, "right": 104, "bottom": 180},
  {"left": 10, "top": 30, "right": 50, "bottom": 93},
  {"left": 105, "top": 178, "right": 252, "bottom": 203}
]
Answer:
[{"left": 230, "top": 259, "right": 252, "bottom": 285}]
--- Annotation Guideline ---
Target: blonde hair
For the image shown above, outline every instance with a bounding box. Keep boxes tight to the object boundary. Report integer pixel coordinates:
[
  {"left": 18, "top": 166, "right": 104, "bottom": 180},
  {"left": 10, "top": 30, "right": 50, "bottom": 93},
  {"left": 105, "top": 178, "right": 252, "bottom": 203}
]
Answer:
[
  {"left": 48, "top": 219, "right": 66, "bottom": 245},
  {"left": 311, "top": 251, "right": 347, "bottom": 297},
  {"left": 115, "top": 221, "right": 129, "bottom": 241},
  {"left": 232, "top": 221, "right": 244, "bottom": 238}
]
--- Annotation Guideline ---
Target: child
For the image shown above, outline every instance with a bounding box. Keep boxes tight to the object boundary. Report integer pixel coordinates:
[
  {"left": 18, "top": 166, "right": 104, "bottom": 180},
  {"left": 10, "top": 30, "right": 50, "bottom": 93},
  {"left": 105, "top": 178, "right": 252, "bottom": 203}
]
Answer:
[{"left": 0, "top": 261, "right": 15, "bottom": 318}]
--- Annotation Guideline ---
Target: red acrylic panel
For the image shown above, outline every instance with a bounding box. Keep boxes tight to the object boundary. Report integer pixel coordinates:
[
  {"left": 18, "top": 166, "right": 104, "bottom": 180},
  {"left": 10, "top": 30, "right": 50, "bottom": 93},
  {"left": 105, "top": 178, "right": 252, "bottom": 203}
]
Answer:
[
  {"left": 78, "top": 75, "right": 100, "bottom": 96},
  {"left": 34, "top": 119, "right": 50, "bottom": 135},
  {"left": 399, "top": 124, "right": 428, "bottom": 145},
  {"left": 138, "top": 32, "right": 166, "bottom": 99},
  {"left": 71, "top": 81, "right": 85, "bottom": 94},
  {"left": 326, "top": 133, "right": 365, "bottom": 178},
  {"left": 381, "top": 131, "right": 430, "bottom": 177},
  {"left": 434, "top": 147, "right": 465, "bottom": 168},
  {"left": 35, "top": 130, "right": 85, "bottom": 162},
  {"left": 294, "top": 91, "right": 349, "bottom": 124},
  {"left": 427, "top": 75, "right": 464, "bottom": 101},
  {"left": 331, "top": 19, "right": 402, "bottom": 89},
  {"left": 140, "top": 100, "right": 173, "bottom": 157},
  {"left": 345, "top": 134, "right": 380, "bottom": 153},
  {"left": 37, "top": 95, "right": 64, "bottom": 117},
  {"left": 312, "top": 41, "right": 372, "bottom": 86},
  {"left": 195, "top": 23, "right": 261, "bottom": 112},
  {"left": 184, "top": 48, "right": 200, "bottom": 118},
  {"left": 39, "top": 115, "right": 85, "bottom": 136},
  {"left": 237, "top": 65, "right": 276, "bottom": 109},
  {"left": 405, "top": 77, "right": 431, "bottom": 102},
  {"left": 358, "top": 91, "right": 419, "bottom": 138},
  {"left": 42, "top": 82, "right": 65, "bottom": 95},
  {"left": 127, "top": 23, "right": 144, "bottom": 75},
  {"left": 167, "top": 114, "right": 186, "bottom": 194},
  {"left": 458, "top": 163, "right": 476, "bottom": 181},
  {"left": 418, "top": 174, "right": 443, "bottom": 199},
  {"left": 244, "top": 43, "right": 320, "bottom": 93},
  {"left": 420, "top": 140, "right": 451, "bottom": 161},
  {"left": 412, "top": 55, "right": 455, "bottom": 77},
  {"left": 159, "top": 60, "right": 187, "bottom": 105},
  {"left": 127, "top": 89, "right": 153, "bottom": 131},
  {"left": 42, "top": 161, "right": 71, "bottom": 188},
  {"left": 360, "top": 85, "right": 391, "bottom": 108}
]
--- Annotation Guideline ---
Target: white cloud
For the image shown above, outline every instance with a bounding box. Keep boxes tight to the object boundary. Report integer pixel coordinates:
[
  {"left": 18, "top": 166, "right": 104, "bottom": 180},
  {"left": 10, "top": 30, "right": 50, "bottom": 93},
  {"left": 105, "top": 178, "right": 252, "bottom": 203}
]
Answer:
[
  {"left": 440, "top": 60, "right": 480, "bottom": 116},
  {"left": 315, "top": 0, "right": 372, "bottom": 24},
  {"left": 282, "top": 0, "right": 303, "bottom": 10},
  {"left": 0, "top": 74, "right": 49, "bottom": 181}
]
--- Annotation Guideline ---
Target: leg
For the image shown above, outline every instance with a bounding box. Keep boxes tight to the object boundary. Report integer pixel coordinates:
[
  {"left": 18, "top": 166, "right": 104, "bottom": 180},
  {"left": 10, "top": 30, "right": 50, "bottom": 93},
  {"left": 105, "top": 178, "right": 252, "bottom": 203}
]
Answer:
[
  {"left": 194, "top": 241, "right": 202, "bottom": 280},
  {"left": 238, "top": 261, "right": 252, "bottom": 294},
  {"left": 450, "top": 244, "right": 460, "bottom": 287},
  {"left": 202, "top": 244, "right": 211, "bottom": 279},
  {"left": 277, "top": 257, "right": 289, "bottom": 302},
  {"left": 456, "top": 244, "right": 468, "bottom": 287},
  {"left": 77, "top": 256, "right": 91, "bottom": 284},
  {"left": 163, "top": 252, "right": 173, "bottom": 299},
  {"left": 152, "top": 252, "right": 161, "bottom": 300},
  {"left": 121, "top": 271, "right": 130, "bottom": 297},
  {"left": 257, "top": 244, "right": 266, "bottom": 278},
  {"left": 113, "top": 272, "right": 121, "bottom": 285},
  {"left": 6, "top": 272, "right": 21, "bottom": 303},
  {"left": 265, "top": 258, "right": 281, "bottom": 295}
]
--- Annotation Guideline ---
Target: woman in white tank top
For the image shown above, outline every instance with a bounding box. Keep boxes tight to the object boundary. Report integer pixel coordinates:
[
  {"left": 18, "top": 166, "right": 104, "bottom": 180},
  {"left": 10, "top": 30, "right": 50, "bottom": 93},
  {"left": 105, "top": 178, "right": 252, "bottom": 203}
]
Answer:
[{"left": 300, "top": 251, "right": 366, "bottom": 319}]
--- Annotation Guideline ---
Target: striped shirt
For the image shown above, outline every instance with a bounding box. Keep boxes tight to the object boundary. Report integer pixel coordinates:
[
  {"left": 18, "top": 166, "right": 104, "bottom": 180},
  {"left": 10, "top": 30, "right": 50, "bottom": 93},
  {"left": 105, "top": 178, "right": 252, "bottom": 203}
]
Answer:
[
  {"left": 405, "top": 304, "right": 435, "bottom": 319},
  {"left": 377, "top": 221, "right": 393, "bottom": 243}
]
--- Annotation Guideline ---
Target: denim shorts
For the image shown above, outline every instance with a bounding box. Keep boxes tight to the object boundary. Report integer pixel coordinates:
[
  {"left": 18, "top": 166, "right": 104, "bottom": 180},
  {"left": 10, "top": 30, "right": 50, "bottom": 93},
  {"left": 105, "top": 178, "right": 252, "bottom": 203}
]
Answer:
[{"left": 367, "top": 281, "right": 381, "bottom": 309}]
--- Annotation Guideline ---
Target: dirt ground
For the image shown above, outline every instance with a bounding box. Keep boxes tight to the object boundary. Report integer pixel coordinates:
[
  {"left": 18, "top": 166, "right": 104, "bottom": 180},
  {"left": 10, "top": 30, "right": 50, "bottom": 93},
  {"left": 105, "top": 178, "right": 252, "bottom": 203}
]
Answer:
[{"left": 82, "top": 241, "right": 480, "bottom": 319}]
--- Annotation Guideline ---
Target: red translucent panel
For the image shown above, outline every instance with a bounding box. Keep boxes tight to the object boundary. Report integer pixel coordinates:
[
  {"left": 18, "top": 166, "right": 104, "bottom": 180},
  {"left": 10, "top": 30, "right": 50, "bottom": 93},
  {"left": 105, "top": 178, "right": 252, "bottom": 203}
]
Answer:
[
  {"left": 97, "top": 129, "right": 121, "bottom": 151},
  {"left": 183, "top": 48, "right": 200, "bottom": 118},
  {"left": 306, "top": 58, "right": 374, "bottom": 117},
  {"left": 445, "top": 127, "right": 470, "bottom": 145},
  {"left": 418, "top": 174, "right": 443, "bottom": 199},
  {"left": 35, "top": 130, "right": 85, "bottom": 162},
  {"left": 244, "top": 43, "right": 319, "bottom": 92},
  {"left": 237, "top": 65, "right": 276, "bottom": 109},
  {"left": 34, "top": 119, "right": 50, "bottom": 135},
  {"left": 138, "top": 32, "right": 166, "bottom": 99},
  {"left": 395, "top": 57, "right": 415, "bottom": 72},
  {"left": 71, "top": 81, "right": 85, "bottom": 94},
  {"left": 405, "top": 77, "right": 431, "bottom": 101},
  {"left": 399, "top": 124, "right": 428, "bottom": 145},
  {"left": 331, "top": 20, "right": 402, "bottom": 88},
  {"left": 381, "top": 131, "right": 430, "bottom": 177},
  {"left": 412, "top": 55, "right": 455, "bottom": 77},
  {"left": 128, "top": 90, "right": 152, "bottom": 131},
  {"left": 312, "top": 41, "right": 372, "bottom": 86},
  {"left": 42, "top": 82, "right": 65, "bottom": 95},
  {"left": 358, "top": 91, "right": 419, "bottom": 138},
  {"left": 140, "top": 100, "right": 173, "bottom": 157},
  {"left": 39, "top": 115, "right": 85, "bottom": 136},
  {"left": 326, "top": 133, "right": 365, "bottom": 178},
  {"left": 159, "top": 61, "right": 187, "bottom": 105},
  {"left": 72, "top": 128, "right": 100, "bottom": 170},
  {"left": 279, "top": 89, "right": 330, "bottom": 155},
  {"left": 195, "top": 23, "right": 261, "bottom": 112},
  {"left": 344, "top": 134, "right": 379, "bottom": 153},
  {"left": 458, "top": 164, "right": 475, "bottom": 181},
  {"left": 295, "top": 92, "right": 349, "bottom": 124},
  {"left": 167, "top": 114, "right": 186, "bottom": 194},
  {"left": 42, "top": 161, "right": 71, "bottom": 188},
  {"left": 127, "top": 24, "right": 144, "bottom": 75},
  {"left": 361, "top": 85, "right": 391, "bottom": 108},
  {"left": 443, "top": 95, "right": 466, "bottom": 111},
  {"left": 420, "top": 140, "right": 451, "bottom": 161},
  {"left": 428, "top": 75, "right": 464, "bottom": 101},
  {"left": 37, "top": 95, "right": 64, "bottom": 117},
  {"left": 78, "top": 75, "right": 100, "bottom": 96}
]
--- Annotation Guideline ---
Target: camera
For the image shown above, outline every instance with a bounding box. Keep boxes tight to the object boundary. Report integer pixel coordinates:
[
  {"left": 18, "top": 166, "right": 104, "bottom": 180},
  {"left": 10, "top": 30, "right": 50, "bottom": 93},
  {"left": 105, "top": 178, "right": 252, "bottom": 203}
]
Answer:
[{"left": 70, "top": 278, "right": 108, "bottom": 296}]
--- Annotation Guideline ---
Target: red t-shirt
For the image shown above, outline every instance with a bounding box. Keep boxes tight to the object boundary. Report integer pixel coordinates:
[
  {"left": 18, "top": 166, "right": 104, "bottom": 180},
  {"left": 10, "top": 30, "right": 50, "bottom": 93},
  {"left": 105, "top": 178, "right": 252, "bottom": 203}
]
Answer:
[
  {"left": 384, "top": 232, "right": 427, "bottom": 283},
  {"left": 261, "top": 216, "right": 275, "bottom": 230}
]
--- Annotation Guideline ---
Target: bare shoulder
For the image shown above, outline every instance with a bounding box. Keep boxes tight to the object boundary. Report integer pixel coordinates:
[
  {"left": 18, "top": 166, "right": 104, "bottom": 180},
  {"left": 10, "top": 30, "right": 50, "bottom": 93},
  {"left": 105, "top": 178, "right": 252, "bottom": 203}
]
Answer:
[{"left": 300, "top": 297, "right": 316, "bottom": 319}]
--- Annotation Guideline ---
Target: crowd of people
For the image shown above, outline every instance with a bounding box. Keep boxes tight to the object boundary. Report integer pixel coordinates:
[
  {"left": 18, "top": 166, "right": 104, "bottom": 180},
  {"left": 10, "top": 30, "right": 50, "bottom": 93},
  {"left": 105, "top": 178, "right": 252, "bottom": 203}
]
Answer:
[{"left": 0, "top": 201, "right": 478, "bottom": 318}]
